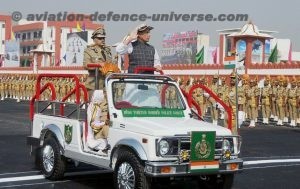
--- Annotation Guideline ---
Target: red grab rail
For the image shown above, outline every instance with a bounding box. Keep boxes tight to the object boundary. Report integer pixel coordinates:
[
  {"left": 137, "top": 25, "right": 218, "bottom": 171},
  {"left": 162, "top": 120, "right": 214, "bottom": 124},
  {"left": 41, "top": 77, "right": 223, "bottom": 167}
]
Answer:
[
  {"left": 30, "top": 74, "right": 88, "bottom": 121},
  {"left": 134, "top": 67, "right": 164, "bottom": 75},
  {"left": 187, "top": 84, "right": 233, "bottom": 132}
]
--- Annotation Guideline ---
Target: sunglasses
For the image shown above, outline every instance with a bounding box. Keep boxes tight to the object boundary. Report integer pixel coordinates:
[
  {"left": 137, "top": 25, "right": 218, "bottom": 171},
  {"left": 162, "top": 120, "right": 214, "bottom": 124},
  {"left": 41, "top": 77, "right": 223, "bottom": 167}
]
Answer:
[{"left": 95, "top": 37, "right": 105, "bottom": 40}]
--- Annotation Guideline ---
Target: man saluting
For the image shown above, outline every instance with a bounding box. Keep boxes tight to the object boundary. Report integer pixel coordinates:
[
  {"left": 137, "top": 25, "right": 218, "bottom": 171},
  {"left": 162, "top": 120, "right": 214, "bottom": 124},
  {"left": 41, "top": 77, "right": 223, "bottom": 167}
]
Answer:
[{"left": 116, "top": 24, "right": 161, "bottom": 74}]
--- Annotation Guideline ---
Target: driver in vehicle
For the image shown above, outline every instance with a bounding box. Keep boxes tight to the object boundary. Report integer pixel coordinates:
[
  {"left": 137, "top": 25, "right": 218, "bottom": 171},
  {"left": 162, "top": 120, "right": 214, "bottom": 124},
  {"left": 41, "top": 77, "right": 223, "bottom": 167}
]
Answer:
[{"left": 87, "top": 90, "right": 110, "bottom": 155}]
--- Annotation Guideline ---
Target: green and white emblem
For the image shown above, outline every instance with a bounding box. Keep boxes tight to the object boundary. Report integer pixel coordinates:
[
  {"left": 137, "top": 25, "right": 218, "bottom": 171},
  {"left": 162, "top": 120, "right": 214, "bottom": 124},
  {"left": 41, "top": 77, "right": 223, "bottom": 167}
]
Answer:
[
  {"left": 64, "top": 124, "right": 73, "bottom": 144},
  {"left": 190, "top": 131, "right": 216, "bottom": 161}
]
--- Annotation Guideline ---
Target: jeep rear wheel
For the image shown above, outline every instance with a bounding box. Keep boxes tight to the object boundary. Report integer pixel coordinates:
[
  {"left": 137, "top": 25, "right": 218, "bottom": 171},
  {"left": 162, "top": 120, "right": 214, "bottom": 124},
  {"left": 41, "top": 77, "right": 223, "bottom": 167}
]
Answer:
[
  {"left": 113, "top": 150, "right": 151, "bottom": 189},
  {"left": 198, "top": 174, "right": 234, "bottom": 189},
  {"left": 40, "top": 137, "right": 66, "bottom": 180}
]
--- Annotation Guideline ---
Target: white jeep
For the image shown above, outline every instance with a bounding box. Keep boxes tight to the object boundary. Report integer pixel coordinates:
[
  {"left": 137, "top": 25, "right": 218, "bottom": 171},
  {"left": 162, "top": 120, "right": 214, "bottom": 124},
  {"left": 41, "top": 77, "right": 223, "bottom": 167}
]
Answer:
[{"left": 27, "top": 73, "right": 243, "bottom": 189}]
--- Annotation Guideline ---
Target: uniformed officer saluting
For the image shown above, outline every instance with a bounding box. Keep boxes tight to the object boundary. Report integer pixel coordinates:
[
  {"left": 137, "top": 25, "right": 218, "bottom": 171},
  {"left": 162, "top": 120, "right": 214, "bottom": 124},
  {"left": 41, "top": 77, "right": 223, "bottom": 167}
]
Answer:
[{"left": 83, "top": 27, "right": 112, "bottom": 92}]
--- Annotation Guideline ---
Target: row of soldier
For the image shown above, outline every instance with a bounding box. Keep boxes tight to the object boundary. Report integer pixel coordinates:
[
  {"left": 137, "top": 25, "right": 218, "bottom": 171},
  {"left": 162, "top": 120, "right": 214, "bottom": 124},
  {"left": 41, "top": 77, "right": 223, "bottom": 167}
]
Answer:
[
  {"left": 176, "top": 74, "right": 300, "bottom": 129},
  {"left": 0, "top": 74, "right": 89, "bottom": 102},
  {"left": 1, "top": 73, "right": 299, "bottom": 129}
]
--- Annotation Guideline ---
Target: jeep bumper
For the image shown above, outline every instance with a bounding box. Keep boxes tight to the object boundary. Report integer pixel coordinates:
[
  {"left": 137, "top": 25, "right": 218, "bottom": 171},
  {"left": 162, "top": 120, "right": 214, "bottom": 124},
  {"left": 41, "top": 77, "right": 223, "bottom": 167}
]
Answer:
[{"left": 144, "top": 158, "right": 243, "bottom": 177}]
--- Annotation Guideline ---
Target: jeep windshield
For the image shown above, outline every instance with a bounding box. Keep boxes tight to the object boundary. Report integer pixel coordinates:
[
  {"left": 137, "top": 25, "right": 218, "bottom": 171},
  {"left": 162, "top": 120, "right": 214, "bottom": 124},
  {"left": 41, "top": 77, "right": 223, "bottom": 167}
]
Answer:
[{"left": 112, "top": 81, "right": 186, "bottom": 110}]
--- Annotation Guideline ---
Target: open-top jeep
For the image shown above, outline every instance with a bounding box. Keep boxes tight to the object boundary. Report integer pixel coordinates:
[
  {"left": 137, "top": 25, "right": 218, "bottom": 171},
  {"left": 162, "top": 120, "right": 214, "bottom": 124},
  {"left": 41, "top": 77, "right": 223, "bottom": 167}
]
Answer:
[{"left": 27, "top": 70, "right": 243, "bottom": 189}]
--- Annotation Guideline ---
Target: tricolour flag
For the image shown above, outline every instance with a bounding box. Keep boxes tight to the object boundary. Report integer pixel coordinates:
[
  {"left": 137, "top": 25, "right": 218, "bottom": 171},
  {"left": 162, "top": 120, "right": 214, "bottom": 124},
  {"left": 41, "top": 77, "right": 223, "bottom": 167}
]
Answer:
[
  {"left": 190, "top": 161, "right": 219, "bottom": 173},
  {"left": 76, "top": 22, "right": 82, "bottom": 32},
  {"left": 11, "top": 31, "right": 15, "bottom": 40},
  {"left": 288, "top": 43, "right": 292, "bottom": 62},
  {"left": 195, "top": 46, "right": 204, "bottom": 64},
  {"left": 212, "top": 47, "right": 218, "bottom": 64}
]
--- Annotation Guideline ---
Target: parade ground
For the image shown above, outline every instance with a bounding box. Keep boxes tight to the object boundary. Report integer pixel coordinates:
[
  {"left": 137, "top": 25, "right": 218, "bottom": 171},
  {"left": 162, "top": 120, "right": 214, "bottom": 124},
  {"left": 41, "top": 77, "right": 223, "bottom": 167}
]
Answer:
[{"left": 0, "top": 99, "right": 300, "bottom": 189}]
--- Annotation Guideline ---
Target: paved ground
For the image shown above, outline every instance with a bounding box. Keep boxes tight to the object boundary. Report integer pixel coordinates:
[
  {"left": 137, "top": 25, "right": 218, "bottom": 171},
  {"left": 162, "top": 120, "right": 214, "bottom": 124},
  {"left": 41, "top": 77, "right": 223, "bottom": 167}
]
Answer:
[{"left": 1, "top": 99, "right": 300, "bottom": 188}]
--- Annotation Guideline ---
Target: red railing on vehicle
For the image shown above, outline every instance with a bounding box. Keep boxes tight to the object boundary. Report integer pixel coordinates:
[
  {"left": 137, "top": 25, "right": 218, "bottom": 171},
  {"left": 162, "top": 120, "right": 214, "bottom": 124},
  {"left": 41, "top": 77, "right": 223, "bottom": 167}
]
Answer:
[
  {"left": 29, "top": 74, "right": 88, "bottom": 121},
  {"left": 30, "top": 82, "right": 56, "bottom": 121},
  {"left": 134, "top": 67, "right": 164, "bottom": 75},
  {"left": 187, "top": 84, "right": 233, "bottom": 132}
]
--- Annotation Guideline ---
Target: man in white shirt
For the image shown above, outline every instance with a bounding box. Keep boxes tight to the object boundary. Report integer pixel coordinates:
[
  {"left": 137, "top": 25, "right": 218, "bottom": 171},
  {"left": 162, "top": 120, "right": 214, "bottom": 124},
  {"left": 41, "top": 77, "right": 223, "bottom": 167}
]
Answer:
[{"left": 116, "top": 24, "right": 161, "bottom": 74}]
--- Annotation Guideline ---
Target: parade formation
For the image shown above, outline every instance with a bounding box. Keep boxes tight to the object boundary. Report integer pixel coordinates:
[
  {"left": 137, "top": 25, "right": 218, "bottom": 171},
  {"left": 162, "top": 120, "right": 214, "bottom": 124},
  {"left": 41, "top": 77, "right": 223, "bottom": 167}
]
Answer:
[{"left": 1, "top": 73, "right": 299, "bottom": 129}]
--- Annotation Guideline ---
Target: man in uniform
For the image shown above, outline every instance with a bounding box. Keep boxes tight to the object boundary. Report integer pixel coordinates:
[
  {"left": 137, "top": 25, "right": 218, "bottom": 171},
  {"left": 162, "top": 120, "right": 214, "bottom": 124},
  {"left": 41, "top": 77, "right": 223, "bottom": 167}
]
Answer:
[
  {"left": 246, "top": 78, "right": 259, "bottom": 127},
  {"left": 288, "top": 77, "right": 297, "bottom": 127},
  {"left": 0, "top": 75, "right": 4, "bottom": 100},
  {"left": 276, "top": 76, "right": 286, "bottom": 126},
  {"left": 223, "top": 73, "right": 238, "bottom": 134},
  {"left": 83, "top": 27, "right": 112, "bottom": 97},
  {"left": 261, "top": 75, "right": 272, "bottom": 124},
  {"left": 297, "top": 78, "right": 300, "bottom": 126},
  {"left": 210, "top": 74, "right": 219, "bottom": 125},
  {"left": 270, "top": 77, "right": 279, "bottom": 121}
]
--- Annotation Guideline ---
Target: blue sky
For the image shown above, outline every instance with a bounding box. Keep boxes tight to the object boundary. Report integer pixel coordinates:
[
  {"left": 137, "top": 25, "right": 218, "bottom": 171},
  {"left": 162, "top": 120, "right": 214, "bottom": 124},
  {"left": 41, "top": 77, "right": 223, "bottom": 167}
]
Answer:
[{"left": 1, "top": 0, "right": 299, "bottom": 51}]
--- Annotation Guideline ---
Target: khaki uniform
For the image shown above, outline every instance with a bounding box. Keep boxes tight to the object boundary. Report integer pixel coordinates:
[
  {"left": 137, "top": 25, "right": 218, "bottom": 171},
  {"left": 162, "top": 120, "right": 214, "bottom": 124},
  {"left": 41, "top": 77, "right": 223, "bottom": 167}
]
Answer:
[
  {"left": 90, "top": 98, "right": 109, "bottom": 140},
  {"left": 83, "top": 45, "right": 112, "bottom": 91},
  {"left": 0, "top": 77, "right": 4, "bottom": 100},
  {"left": 288, "top": 86, "right": 297, "bottom": 126},
  {"left": 261, "top": 81, "right": 272, "bottom": 124},
  {"left": 270, "top": 81, "right": 279, "bottom": 120},
  {"left": 276, "top": 84, "right": 286, "bottom": 125},
  {"left": 246, "top": 84, "right": 259, "bottom": 122},
  {"left": 210, "top": 81, "right": 219, "bottom": 124},
  {"left": 224, "top": 85, "right": 238, "bottom": 134},
  {"left": 166, "top": 86, "right": 178, "bottom": 108}
]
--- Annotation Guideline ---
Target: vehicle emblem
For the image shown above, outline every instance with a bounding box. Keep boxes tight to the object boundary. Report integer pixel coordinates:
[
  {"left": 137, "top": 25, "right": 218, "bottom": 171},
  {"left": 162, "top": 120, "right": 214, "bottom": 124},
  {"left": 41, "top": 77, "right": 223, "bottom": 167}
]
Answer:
[
  {"left": 64, "top": 124, "right": 73, "bottom": 144},
  {"left": 195, "top": 134, "right": 211, "bottom": 159}
]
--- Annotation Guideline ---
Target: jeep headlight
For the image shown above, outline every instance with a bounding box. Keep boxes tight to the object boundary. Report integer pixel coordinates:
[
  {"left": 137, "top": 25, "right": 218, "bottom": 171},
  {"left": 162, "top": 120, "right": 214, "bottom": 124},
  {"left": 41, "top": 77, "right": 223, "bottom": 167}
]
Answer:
[{"left": 159, "top": 140, "right": 170, "bottom": 155}]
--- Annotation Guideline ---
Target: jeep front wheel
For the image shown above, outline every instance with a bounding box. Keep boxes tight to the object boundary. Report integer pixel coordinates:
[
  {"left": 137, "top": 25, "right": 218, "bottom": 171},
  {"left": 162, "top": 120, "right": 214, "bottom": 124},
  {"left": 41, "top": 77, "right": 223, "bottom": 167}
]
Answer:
[
  {"left": 113, "top": 150, "right": 151, "bottom": 189},
  {"left": 40, "top": 137, "right": 66, "bottom": 180}
]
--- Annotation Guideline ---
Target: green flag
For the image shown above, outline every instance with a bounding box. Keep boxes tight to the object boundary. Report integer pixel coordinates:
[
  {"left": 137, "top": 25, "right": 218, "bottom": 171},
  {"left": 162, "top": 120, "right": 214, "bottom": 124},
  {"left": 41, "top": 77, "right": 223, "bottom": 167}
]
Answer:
[
  {"left": 268, "top": 44, "right": 278, "bottom": 63},
  {"left": 195, "top": 46, "right": 204, "bottom": 64}
]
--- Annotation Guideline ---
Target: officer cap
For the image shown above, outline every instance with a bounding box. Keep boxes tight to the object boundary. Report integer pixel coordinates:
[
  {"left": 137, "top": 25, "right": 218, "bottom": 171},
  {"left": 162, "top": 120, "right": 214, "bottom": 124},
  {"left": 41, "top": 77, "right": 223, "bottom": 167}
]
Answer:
[
  {"left": 137, "top": 23, "right": 154, "bottom": 33},
  {"left": 213, "top": 74, "right": 218, "bottom": 79},
  {"left": 91, "top": 27, "right": 106, "bottom": 39}
]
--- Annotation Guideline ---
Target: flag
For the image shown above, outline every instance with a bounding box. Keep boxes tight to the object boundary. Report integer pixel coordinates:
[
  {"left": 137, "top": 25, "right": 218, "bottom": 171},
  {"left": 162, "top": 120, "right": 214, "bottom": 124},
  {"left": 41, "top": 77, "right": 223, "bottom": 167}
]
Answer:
[
  {"left": 268, "top": 44, "right": 278, "bottom": 63},
  {"left": 76, "top": 22, "right": 82, "bottom": 32},
  {"left": 11, "top": 31, "right": 15, "bottom": 40},
  {"left": 195, "top": 46, "right": 204, "bottom": 64},
  {"left": 63, "top": 54, "right": 67, "bottom": 62},
  {"left": 55, "top": 58, "right": 61, "bottom": 66},
  {"left": 212, "top": 47, "right": 217, "bottom": 64},
  {"left": 288, "top": 43, "right": 292, "bottom": 62},
  {"left": 82, "top": 22, "right": 86, "bottom": 31}
]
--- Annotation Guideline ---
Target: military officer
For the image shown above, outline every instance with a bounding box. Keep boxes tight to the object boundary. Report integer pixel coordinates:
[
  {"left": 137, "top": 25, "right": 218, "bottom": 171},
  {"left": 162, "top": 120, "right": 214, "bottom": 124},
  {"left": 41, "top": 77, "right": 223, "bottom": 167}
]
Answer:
[
  {"left": 276, "top": 76, "right": 286, "bottom": 126},
  {"left": 288, "top": 77, "right": 298, "bottom": 127},
  {"left": 210, "top": 74, "right": 219, "bottom": 125},
  {"left": 270, "top": 77, "right": 279, "bottom": 121},
  {"left": 0, "top": 75, "right": 4, "bottom": 100},
  {"left": 223, "top": 73, "right": 238, "bottom": 134},
  {"left": 297, "top": 78, "right": 300, "bottom": 126},
  {"left": 246, "top": 78, "right": 259, "bottom": 127},
  {"left": 261, "top": 76, "right": 272, "bottom": 124},
  {"left": 83, "top": 27, "right": 112, "bottom": 96}
]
